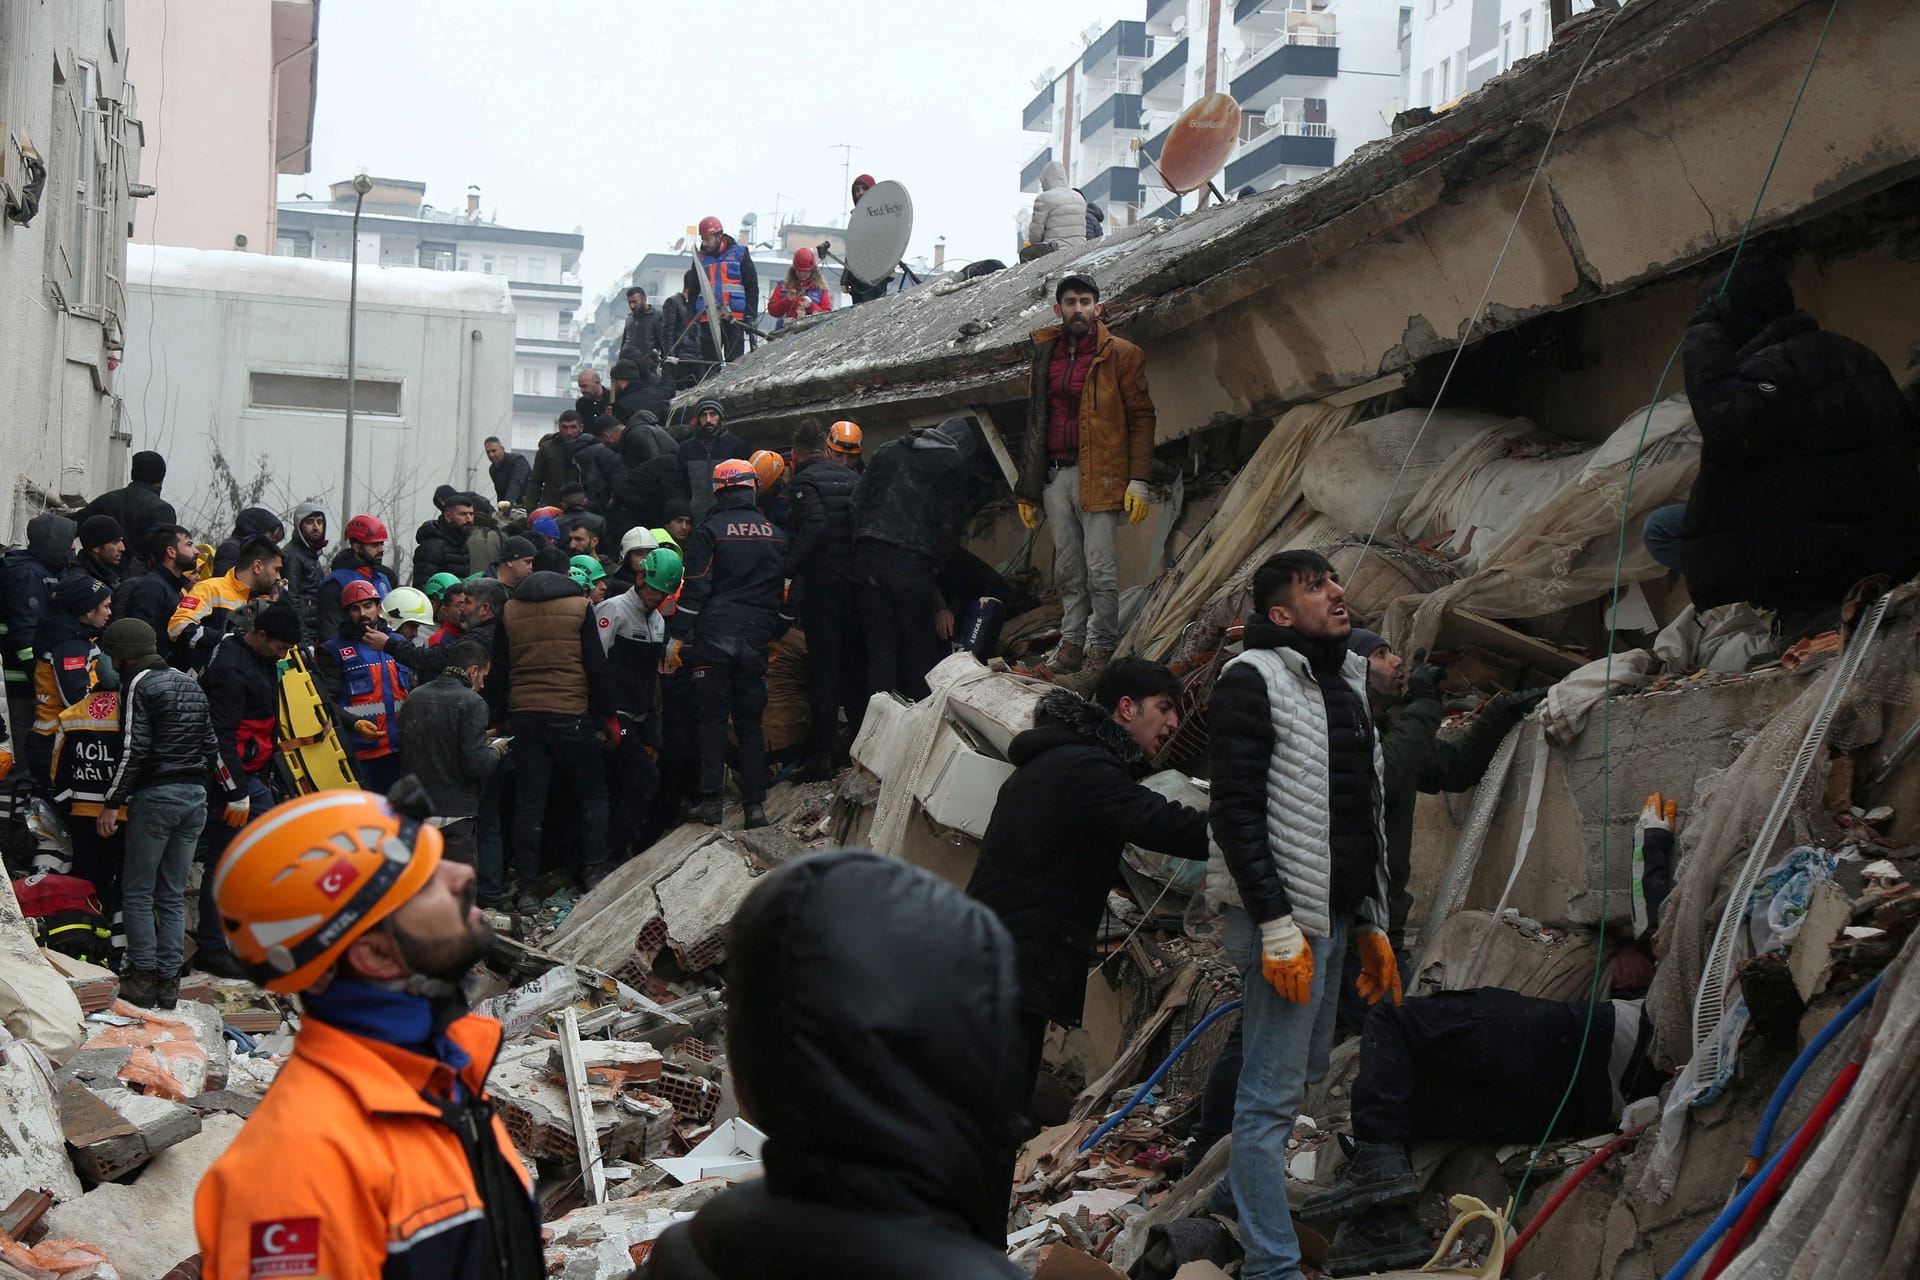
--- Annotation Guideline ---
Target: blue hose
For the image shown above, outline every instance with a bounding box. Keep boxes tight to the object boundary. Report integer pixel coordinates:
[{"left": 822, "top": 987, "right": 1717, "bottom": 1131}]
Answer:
[
  {"left": 1746, "top": 972, "right": 1881, "bottom": 1170},
  {"left": 1079, "top": 999, "right": 1243, "bottom": 1154},
  {"left": 1661, "top": 1113, "right": 1811, "bottom": 1280}
]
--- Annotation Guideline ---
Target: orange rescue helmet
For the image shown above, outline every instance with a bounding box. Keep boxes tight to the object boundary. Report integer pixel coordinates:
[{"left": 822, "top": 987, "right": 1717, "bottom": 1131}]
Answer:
[
  {"left": 829, "top": 421, "right": 863, "bottom": 455},
  {"left": 213, "top": 790, "right": 444, "bottom": 994},
  {"left": 750, "top": 450, "right": 788, "bottom": 492},
  {"left": 712, "top": 458, "right": 757, "bottom": 492}
]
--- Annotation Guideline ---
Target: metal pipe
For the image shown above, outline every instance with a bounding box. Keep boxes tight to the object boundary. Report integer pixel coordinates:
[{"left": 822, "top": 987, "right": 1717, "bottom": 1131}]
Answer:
[{"left": 343, "top": 173, "right": 371, "bottom": 516}]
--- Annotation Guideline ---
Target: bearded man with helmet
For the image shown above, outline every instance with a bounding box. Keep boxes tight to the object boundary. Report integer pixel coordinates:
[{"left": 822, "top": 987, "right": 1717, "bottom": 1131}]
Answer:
[
  {"left": 693, "top": 214, "right": 758, "bottom": 364},
  {"left": 315, "top": 577, "right": 412, "bottom": 794},
  {"left": 194, "top": 785, "right": 544, "bottom": 1280},
  {"left": 314, "top": 513, "right": 396, "bottom": 644}
]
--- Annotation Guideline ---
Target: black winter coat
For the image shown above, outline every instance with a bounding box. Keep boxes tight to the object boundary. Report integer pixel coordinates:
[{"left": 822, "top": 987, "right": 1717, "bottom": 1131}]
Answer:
[
  {"left": 640, "top": 852, "right": 1025, "bottom": 1280},
  {"left": 785, "top": 457, "right": 856, "bottom": 587},
  {"left": 851, "top": 419, "right": 976, "bottom": 564},
  {"left": 968, "top": 690, "right": 1206, "bottom": 1026},
  {"left": 212, "top": 507, "right": 284, "bottom": 576},
  {"left": 661, "top": 292, "right": 702, "bottom": 360},
  {"left": 490, "top": 452, "right": 531, "bottom": 506},
  {"left": 76, "top": 481, "right": 175, "bottom": 575},
  {"left": 314, "top": 549, "right": 396, "bottom": 646},
  {"left": 573, "top": 437, "right": 622, "bottom": 511},
  {"left": 120, "top": 565, "right": 189, "bottom": 641},
  {"left": 397, "top": 670, "right": 497, "bottom": 817},
  {"left": 411, "top": 517, "right": 472, "bottom": 586},
  {"left": 0, "top": 513, "right": 77, "bottom": 685},
  {"left": 614, "top": 454, "right": 686, "bottom": 534},
  {"left": 672, "top": 490, "right": 789, "bottom": 652},
  {"left": 1680, "top": 298, "right": 1920, "bottom": 610},
  {"left": 619, "top": 305, "right": 665, "bottom": 371},
  {"left": 576, "top": 388, "right": 614, "bottom": 432},
  {"left": 677, "top": 429, "right": 753, "bottom": 523},
  {"left": 103, "top": 663, "right": 236, "bottom": 806}
]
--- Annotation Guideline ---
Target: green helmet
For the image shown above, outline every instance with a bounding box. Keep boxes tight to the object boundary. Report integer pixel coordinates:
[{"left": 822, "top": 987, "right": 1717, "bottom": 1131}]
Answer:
[
  {"left": 649, "top": 527, "right": 680, "bottom": 554},
  {"left": 568, "top": 554, "right": 607, "bottom": 588},
  {"left": 422, "top": 572, "right": 463, "bottom": 601},
  {"left": 641, "top": 547, "right": 684, "bottom": 593}
]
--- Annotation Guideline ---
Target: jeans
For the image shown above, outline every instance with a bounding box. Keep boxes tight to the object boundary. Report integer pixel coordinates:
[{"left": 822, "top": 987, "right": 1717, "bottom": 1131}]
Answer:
[
  {"left": 691, "top": 646, "right": 769, "bottom": 804},
  {"left": 198, "top": 774, "right": 274, "bottom": 958},
  {"left": 507, "top": 712, "right": 609, "bottom": 884},
  {"left": 1215, "top": 907, "right": 1348, "bottom": 1280},
  {"left": 1643, "top": 504, "right": 1687, "bottom": 572},
  {"left": 123, "top": 782, "right": 210, "bottom": 976},
  {"left": 861, "top": 546, "right": 944, "bottom": 701},
  {"left": 1043, "top": 465, "right": 1123, "bottom": 651}
]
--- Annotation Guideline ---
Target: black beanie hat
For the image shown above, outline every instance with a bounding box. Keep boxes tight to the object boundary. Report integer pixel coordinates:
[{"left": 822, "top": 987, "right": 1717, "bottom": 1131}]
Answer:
[
  {"left": 130, "top": 451, "right": 167, "bottom": 484},
  {"left": 254, "top": 601, "right": 302, "bottom": 643},
  {"left": 55, "top": 575, "right": 112, "bottom": 617},
  {"left": 79, "top": 515, "right": 123, "bottom": 549}
]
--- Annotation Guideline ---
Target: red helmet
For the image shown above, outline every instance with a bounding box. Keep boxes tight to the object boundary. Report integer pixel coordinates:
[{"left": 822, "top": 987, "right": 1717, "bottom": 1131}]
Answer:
[
  {"left": 340, "top": 578, "right": 381, "bottom": 607},
  {"left": 712, "top": 459, "right": 757, "bottom": 492},
  {"left": 792, "top": 247, "right": 817, "bottom": 272},
  {"left": 698, "top": 215, "right": 723, "bottom": 237},
  {"left": 344, "top": 514, "right": 388, "bottom": 544}
]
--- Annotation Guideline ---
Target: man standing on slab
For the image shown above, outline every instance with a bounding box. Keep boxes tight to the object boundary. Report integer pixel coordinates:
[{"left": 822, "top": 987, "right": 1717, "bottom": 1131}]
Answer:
[{"left": 1016, "top": 273, "right": 1157, "bottom": 695}]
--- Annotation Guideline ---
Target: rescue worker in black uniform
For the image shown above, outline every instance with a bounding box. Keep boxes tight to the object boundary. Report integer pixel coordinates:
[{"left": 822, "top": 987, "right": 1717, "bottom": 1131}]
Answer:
[
  {"left": 671, "top": 460, "right": 789, "bottom": 832},
  {"left": 784, "top": 418, "right": 864, "bottom": 781}
]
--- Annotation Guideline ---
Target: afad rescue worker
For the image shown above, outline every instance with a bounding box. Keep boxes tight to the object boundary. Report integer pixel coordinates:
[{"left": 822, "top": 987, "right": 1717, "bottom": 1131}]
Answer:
[
  {"left": 194, "top": 786, "right": 543, "bottom": 1280},
  {"left": 968, "top": 661, "right": 1207, "bottom": 1109},
  {"left": 1017, "top": 273, "right": 1157, "bottom": 695},
  {"left": 641, "top": 850, "right": 1026, "bottom": 1280},
  {"left": 316, "top": 579, "right": 412, "bottom": 795},
  {"left": 671, "top": 460, "right": 789, "bottom": 832}
]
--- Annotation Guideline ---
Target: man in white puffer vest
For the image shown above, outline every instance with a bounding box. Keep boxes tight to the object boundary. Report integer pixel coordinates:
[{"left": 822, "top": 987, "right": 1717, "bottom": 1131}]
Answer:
[{"left": 1203, "top": 550, "right": 1403, "bottom": 1280}]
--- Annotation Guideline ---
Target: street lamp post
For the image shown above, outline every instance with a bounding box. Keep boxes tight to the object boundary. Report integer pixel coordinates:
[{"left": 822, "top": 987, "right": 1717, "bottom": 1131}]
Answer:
[{"left": 342, "top": 172, "right": 372, "bottom": 518}]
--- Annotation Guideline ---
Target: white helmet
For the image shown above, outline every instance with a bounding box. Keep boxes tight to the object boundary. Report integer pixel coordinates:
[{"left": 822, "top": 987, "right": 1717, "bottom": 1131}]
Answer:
[
  {"left": 381, "top": 585, "right": 435, "bottom": 629},
  {"left": 620, "top": 527, "right": 659, "bottom": 558}
]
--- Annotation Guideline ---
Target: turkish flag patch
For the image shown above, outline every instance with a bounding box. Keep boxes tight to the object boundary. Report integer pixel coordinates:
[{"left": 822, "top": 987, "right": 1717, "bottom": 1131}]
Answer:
[
  {"left": 338, "top": 646, "right": 357, "bottom": 659},
  {"left": 315, "top": 858, "right": 360, "bottom": 900},
  {"left": 598, "top": 617, "right": 611, "bottom": 628},
  {"left": 249, "top": 1218, "right": 320, "bottom": 1277}
]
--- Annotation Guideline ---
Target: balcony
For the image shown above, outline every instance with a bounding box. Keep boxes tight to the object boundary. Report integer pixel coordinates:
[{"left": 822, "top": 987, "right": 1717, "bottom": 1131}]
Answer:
[
  {"left": 1078, "top": 163, "right": 1141, "bottom": 212},
  {"left": 1143, "top": 37, "right": 1188, "bottom": 108},
  {"left": 1021, "top": 146, "right": 1054, "bottom": 194},
  {"left": 1225, "top": 121, "right": 1336, "bottom": 189},
  {"left": 1147, "top": 0, "right": 1184, "bottom": 31},
  {"left": 1080, "top": 92, "right": 1144, "bottom": 141},
  {"left": 1231, "top": 32, "right": 1339, "bottom": 111},
  {"left": 1235, "top": 0, "right": 1326, "bottom": 31},
  {"left": 1024, "top": 81, "right": 1055, "bottom": 133},
  {"left": 1082, "top": 20, "right": 1150, "bottom": 79}
]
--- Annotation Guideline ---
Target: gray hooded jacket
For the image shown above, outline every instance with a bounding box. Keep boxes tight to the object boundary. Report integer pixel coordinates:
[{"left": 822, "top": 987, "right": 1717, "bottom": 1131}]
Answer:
[
  {"left": 1026, "top": 162, "right": 1088, "bottom": 249},
  {"left": 283, "top": 501, "right": 330, "bottom": 641}
]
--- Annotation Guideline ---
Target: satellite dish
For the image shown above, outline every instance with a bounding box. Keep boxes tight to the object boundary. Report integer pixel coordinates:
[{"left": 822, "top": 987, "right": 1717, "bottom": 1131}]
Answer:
[
  {"left": 1262, "top": 103, "right": 1286, "bottom": 128},
  {"left": 742, "top": 211, "right": 759, "bottom": 227},
  {"left": 1156, "top": 93, "right": 1242, "bottom": 194},
  {"left": 846, "top": 180, "right": 914, "bottom": 285}
]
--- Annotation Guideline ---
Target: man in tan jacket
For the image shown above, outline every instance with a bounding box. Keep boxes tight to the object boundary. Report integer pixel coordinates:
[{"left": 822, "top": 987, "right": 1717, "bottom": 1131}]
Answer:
[{"left": 1017, "top": 273, "right": 1157, "bottom": 692}]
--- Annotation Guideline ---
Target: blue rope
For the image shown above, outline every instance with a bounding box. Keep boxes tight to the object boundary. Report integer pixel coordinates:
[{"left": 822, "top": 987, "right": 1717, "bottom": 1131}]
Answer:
[{"left": 1078, "top": 999, "right": 1243, "bottom": 1154}]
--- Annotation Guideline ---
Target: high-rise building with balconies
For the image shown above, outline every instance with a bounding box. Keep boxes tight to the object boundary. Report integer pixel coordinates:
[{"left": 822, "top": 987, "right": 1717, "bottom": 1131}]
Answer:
[{"left": 1022, "top": 1, "right": 1409, "bottom": 230}]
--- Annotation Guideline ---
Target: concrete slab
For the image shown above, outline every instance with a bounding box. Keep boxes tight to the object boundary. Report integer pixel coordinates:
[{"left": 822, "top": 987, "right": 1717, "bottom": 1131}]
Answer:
[
  {"left": 43, "top": 1111, "right": 242, "bottom": 1277},
  {"left": 653, "top": 847, "right": 758, "bottom": 973}
]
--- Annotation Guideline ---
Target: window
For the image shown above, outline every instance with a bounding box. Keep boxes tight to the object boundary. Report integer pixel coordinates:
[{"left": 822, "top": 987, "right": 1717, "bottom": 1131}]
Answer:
[
  {"left": 1501, "top": 23, "right": 1511, "bottom": 70},
  {"left": 1437, "top": 56, "right": 1450, "bottom": 97},
  {"left": 519, "top": 367, "right": 540, "bottom": 394},
  {"left": 275, "top": 232, "right": 313, "bottom": 258},
  {"left": 49, "top": 58, "right": 110, "bottom": 311},
  {"left": 499, "top": 255, "right": 518, "bottom": 278},
  {"left": 1420, "top": 66, "right": 1433, "bottom": 105},
  {"left": 481, "top": 254, "right": 496, "bottom": 275},
  {"left": 1456, "top": 46, "right": 1469, "bottom": 87},
  {"left": 558, "top": 308, "right": 574, "bottom": 332},
  {"left": 421, "top": 241, "right": 456, "bottom": 270},
  {"left": 457, "top": 254, "right": 472, "bottom": 271},
  {"left": 1519, "top": 9, "right": 1532, "bottom": 55},
  {"left": 249, "top": 372, "right": 403, "bottom": 416},
  {"left": 527, "top": 256, "right": 547, "bottom": 282},
  {"left": 555, "top": 364, "right": 571, "bottom": 396}
]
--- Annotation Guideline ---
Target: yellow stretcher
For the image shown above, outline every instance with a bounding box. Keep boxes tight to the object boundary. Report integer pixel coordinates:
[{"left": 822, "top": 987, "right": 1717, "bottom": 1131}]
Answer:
[{"left": 275, "top": 646, "right": 361, "bottom": 793}]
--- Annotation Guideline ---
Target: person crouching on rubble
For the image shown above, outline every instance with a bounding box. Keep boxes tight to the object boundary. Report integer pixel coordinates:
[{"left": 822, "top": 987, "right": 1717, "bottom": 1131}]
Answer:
[
  {"left": 1640, "top": 254, "right": 1920, "bottom": 641},
  {"left": 195, "top": 785, "right": 544, "bottom": 1280},
  {"left": 640, "top": 850, "right": 1028, "bottom": 1280},
  {"left": 967, "top": 658, "right": 1207, "bottom": 1123},
  {"left": 1204, "top": 550, "right": 1400, "bottom": 1280},
  {"left": 1298, "top": 954, "right": 1666, "bottom": 1275}
]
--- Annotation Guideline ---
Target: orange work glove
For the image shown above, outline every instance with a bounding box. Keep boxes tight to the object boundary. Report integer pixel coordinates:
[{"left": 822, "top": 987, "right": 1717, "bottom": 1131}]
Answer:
[
  {"left": 0, "top": 748, "right": 12, "bottom": 783},
  {"left": 223, "top": 798, "right": 251, "bottom": 829},
  {"left": 1258, "top": 915, "right": 1314, "bottom": 1004},
  {"left": 1356, "top": 926, "right": 1403, "bottom": 1006}
]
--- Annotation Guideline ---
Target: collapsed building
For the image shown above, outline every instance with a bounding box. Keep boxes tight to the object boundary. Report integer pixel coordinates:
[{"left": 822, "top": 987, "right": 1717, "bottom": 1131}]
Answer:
[{"left": 1, "top": 0, "right": 1919, "bottom": 1276}]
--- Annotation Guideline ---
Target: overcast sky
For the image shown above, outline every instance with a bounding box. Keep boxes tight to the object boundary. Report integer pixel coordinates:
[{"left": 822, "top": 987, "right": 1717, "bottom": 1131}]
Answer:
[{"left": 278, "top": 0, "right": 1116, "bottom": 302}]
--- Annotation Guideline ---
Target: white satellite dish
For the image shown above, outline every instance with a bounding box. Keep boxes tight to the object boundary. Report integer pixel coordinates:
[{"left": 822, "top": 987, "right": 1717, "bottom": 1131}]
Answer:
[
  {"left": 845, "top": 180, "right": 914, "bottom": 286},
  {"left": 1263, "top": 103, "right": 1286, "bottom": 128}
]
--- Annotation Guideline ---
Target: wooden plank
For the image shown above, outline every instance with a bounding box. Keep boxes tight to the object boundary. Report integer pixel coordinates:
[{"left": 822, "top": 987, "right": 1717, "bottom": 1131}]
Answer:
[
  {"left": 970, "top": 405, "right": 1023, "bottom": 493},
  {"left": 558, "top": 1008, "right": 607, "bottom": 1205},
  {"left": 1439, "top": 608, "right": 1585, "bottom": 678},
  {"left": 1069, "top": 967, "right": 1201, "bottom": 1122}
]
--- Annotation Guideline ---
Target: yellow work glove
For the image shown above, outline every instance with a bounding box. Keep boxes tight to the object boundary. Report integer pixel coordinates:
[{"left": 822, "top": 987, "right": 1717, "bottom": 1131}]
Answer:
[
  {"left": 1356, "top": 926, "right": 1403, "bottom": 1006},
  {"left": 0, "top": 749, "right": 12, "bottom": 783},
  {"left": 1123, "top": 480, "right": 1152, "bottom": 525},
  {"left": 1017, "top": 501, "right": 1040, "bottom": 531},
  {"left": 223, "top": 798, "right": 251, "bottom": 829},
  {"left": 1259, "top": 915, "right": 1314, "bottom": 1005}
]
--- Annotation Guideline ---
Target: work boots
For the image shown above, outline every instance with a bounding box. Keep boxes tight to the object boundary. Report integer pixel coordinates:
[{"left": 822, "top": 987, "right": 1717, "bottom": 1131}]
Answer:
[
  {"left": 689, "top": 797, "right": 725, "bottom": 827},
  {"left": 1300, "top": 1140, "right": 1420, "bottom": 1228},
  {"left": 1048, "top": 641, "right": 1086, "bottom": 675},
  {"left": 119, "top": 968, "right": 158, "bottom": 1008},
  {"left": 1326, "top": 1204, "right": 1433, "bottom": 1277},
  {"left": 1053, "top": 647, "right": 1112, "bottom": 698},
  {"left": 154, "top": 975, "right": 180, "bottom": 1011},
  {"left": 742, "top": 804, "right": 770, "bottom": 830}
]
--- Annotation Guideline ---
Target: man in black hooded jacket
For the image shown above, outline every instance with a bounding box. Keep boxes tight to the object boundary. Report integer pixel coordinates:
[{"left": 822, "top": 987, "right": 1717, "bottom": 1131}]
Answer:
[
  {"left": 969, "top": 667, "right": 1206, "bottom": 1104},
  {"left": 0, "top": 512, "right": 77, "bottom": 746},
  {"left": 785, "top": 419, "right": 864, "bottom": 779},
  {"left": 76, "top": 451, "right": 175, "bottom": 577},
  {"left": 1642, "top": 257, "right": 1920, "bottom": 629},
  {"left": 640, "top": 850, "right": 1025, "bottom": 1280}
]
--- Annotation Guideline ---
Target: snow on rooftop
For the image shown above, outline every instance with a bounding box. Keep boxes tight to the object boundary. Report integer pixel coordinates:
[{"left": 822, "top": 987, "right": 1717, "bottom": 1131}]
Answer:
[{"left": 126, "top": 245, "right": 517, "bottom": 315}]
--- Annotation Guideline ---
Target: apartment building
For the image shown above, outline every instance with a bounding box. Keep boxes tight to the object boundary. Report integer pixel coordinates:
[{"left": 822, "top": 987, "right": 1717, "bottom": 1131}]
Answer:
[
  {"left": 1022, "top": 1, "right": 1407, "bottom": 230},
  {"left": 1403, "top": 0, "right": 1595, "bottom": 109},
  {"left": 276, "top": 180, "right": 584, "bottom": 452}
]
